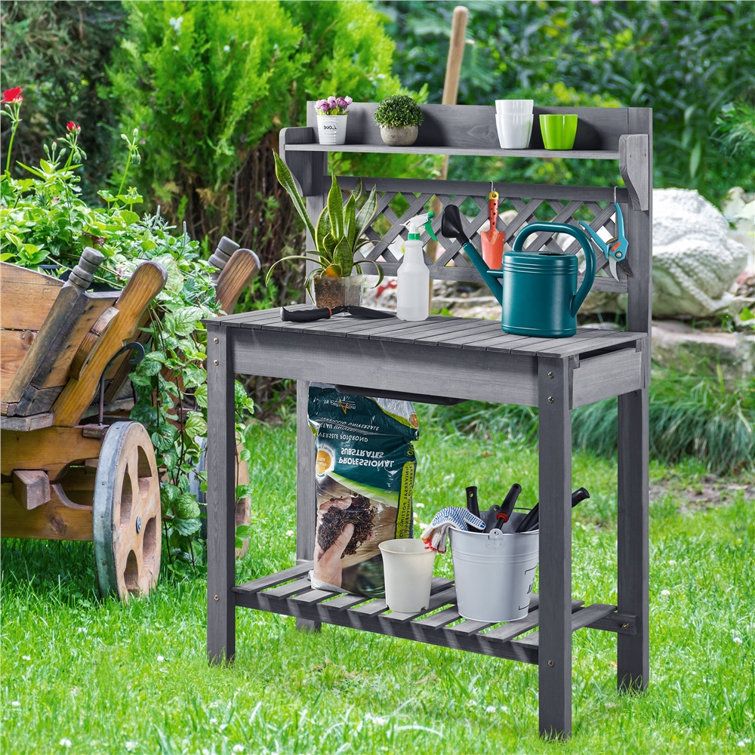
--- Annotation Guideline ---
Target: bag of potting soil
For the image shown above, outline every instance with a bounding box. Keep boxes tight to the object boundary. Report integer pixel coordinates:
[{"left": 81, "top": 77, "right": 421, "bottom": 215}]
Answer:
[{"left": 308, "top": 384, "right": 419, "bottom": 597}]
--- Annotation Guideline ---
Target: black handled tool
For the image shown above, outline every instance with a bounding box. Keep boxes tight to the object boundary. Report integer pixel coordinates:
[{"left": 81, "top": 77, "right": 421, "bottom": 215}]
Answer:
[
  {"left": 499, "top": 483, "right": 522, "bottom": 522},
  {"left": 281, "top": 305, "right": 394, "bottom": 323},
  {"left": 516, "top": 487, "right": 590, "bottom": 533},
  {"left": 465, "top": 486, "right": 480, "bottom": 518}
]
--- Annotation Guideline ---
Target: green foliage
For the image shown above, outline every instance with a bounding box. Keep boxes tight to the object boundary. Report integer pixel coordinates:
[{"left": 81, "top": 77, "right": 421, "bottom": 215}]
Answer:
[
  {"left": 268, "top": 153, "right": 380, "bottom": 291},
  {"left": 379, "top": 0, "right": 755, "bottom": 202},
  {"left": 374, "top": 94, "right": 424, "bottom": 127},
  {"left": 0, "top": 1, "right": 125, "bottom": 201},
  {"left": 107, "top": 0, "right": 431, "bottom": 297}
]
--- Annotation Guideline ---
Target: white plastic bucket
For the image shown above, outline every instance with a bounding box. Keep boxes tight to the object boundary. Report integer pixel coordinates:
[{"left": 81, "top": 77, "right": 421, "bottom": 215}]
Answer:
[
  {"left": 379, "top": 538, "right": 436, "bottom": 613},
  {"left": 450, "top": 514, "right": 539, "bottom": 622}
]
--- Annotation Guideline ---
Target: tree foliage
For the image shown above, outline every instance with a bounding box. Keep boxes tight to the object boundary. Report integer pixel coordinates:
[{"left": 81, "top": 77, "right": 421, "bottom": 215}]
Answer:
[
  {"left": 108, "top": 0, "right": 429, "bottom": 294},
  {"left": 380, "top": 0, "right": 755, "bottom": 202}
]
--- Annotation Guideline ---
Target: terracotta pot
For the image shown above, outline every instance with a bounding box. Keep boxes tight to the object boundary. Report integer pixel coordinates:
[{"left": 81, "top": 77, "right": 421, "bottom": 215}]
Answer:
[
  {"left": 313, "top": 275, "right": 362, "bottom": 309},
  {"left": 379, "top": 125, "right": 418, "bottom": 146}
]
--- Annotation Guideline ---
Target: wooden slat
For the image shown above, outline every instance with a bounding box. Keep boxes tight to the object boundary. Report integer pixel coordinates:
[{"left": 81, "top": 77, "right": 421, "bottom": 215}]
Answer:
[
  {"left": 264, "top": 577, "right": 313, "bottom": 599},
  {"left": 1, "top": 426, "right": 103, "bottom": 479},
  {"left": 52, "top": 262, "right": 166, "bottom": 427},
  {"left": 0, "top": 263, "right": 63, "bottom": 331},
  {"left": 0, "top": 482, "right": 93, "bottom": 540},
  {"left": 234, "top": 562, "right": 310, "bottom": 593},
  {"left": 0, "top": 412, "right": 55, "bottom": 431},
  {"left": 1, "top": 329, "right": 36, "bottom": 397},
  {"left": 215, "top": 248, "right": 260, "bottom": 314},
  {"left": 516, "top": 604, "right": 616, "bottom": 647}
]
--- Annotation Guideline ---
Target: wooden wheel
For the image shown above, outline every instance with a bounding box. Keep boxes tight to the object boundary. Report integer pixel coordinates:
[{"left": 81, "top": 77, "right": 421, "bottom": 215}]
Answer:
[{"left": 93, "top": 422, "right": 161, "bottom": 600}]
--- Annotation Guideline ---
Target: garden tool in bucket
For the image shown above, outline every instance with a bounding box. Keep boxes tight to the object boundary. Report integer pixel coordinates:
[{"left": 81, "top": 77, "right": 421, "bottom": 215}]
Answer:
[
  {"left": 481, "top": 183, "right": 505, "bottom": 269},
  {"left": 441, "top": 204, "right": 596, "bottom": 337}
]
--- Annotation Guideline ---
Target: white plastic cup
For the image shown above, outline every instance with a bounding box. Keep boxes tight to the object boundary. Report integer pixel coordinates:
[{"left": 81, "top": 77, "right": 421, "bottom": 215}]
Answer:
[
  {"left": 379, "top": 538, "right": 436, "bottom": 613},
  {"left": 496, "top": 113, "right": 534, "bottom": 149},
  {"left": 450, "top": 514, "right": 539, "bottom": 622},
  {"left": 495, "top": 99, "right": 534, "bottom": 114}
]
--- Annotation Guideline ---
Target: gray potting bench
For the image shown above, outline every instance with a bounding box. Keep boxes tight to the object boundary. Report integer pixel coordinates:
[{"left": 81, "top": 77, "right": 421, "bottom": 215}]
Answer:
[{"left": 206, "top": 103, "right": 651, "bottom": 739}]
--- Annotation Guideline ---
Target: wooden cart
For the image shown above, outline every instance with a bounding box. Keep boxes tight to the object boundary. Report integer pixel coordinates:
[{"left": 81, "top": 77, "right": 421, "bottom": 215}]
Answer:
[{"left": 1, "top": 239, "right": 260, "bottom": 598}]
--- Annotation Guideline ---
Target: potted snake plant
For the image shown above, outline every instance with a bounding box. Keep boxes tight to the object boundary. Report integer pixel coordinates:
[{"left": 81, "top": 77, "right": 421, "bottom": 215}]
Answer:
[{"left": 270, "top": 152, "right": 382, "bottom": 308}]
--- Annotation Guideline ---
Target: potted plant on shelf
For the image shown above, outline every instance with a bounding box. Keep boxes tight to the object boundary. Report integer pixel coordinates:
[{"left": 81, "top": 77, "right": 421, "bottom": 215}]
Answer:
[
  {"left": 270, "top": 152, "right": 382, "bottom": 308},
  {"left": 315, "top": 95, "right": 352, "bottom": 145},
  {"left": 374, "top": 94, "right": 424, "bottom": 146}
]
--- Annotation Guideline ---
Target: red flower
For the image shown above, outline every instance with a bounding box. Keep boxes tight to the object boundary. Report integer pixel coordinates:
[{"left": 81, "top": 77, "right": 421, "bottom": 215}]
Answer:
[
  {"left": 2, "top": 87, "right": 23, "bottom": 104},
  {"left": 66, "top": 121, "right": 80, "bottom": 133}
]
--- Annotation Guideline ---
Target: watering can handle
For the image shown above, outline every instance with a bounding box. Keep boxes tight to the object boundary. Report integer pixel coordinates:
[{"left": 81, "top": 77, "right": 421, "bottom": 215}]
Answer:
[{"left": 511, "top": 222, "right": 596, "bottom": 316}]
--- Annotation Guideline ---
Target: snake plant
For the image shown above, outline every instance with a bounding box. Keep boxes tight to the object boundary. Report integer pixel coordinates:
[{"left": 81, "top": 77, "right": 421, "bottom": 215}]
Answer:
[{"left": 269, "top": 152, "right": 383, "bottom": 294}]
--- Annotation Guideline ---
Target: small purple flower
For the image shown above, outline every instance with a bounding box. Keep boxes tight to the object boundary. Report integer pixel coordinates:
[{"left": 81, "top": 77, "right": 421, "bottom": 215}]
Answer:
[
  {"left": 328, "top": 96, "right": 337, "bottom": 107},
  {"left": 344, "top": 96, "right": 353, "bottom": 106},
  {"left": 315, "top": 99, "right": 329, "bottom": 113},
  {"left": 336, "top": 97, "right": 348, "bottom": 109}
]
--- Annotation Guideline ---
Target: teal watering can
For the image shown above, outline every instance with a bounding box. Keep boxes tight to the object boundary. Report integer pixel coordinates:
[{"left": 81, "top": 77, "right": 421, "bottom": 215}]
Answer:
[{"left": 441, "top": 205, "right": 596, "bottom": 338}]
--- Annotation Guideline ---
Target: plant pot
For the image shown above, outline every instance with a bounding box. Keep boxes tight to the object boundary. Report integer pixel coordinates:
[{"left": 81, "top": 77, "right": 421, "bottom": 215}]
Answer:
[
  {"left": 378, "top": 125, "right": 418, "bottom": 146},
  {"left": 317, "top": 115, "right": 348, "bottom": 145},
  {"left": 313, "top": 274, "right": 362, "bottom": 309}
]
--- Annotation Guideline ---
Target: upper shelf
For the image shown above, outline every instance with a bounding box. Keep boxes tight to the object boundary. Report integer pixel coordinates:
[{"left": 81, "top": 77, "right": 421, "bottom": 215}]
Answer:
[
  {"left": 284, "top": 143, "right": 620, "bottom": 160},
  {"left": 282, "top": 103, "right": 651, "bottom": 210}
]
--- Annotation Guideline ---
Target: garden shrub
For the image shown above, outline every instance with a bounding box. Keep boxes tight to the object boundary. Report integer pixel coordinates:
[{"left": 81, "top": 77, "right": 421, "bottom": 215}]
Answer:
[
  {"left": 0, "top": 1, "right": 126, "bottom": 202},
  {"left": 380, "top": 0, "right": 755, "bottom": 203},
  {"left": 107, "top": 0, "right": 435, "bottom": 294}
]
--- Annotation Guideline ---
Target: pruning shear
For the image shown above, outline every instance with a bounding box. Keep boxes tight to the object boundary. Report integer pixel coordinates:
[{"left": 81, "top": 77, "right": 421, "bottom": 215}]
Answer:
[{"left": 579, "top": 201, "right": 630, "bottom": 281}]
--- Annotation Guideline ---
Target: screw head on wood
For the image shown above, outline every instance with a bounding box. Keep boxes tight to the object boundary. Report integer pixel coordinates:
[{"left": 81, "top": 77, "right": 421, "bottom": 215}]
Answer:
[
  {"left": 135, "top": 516, "right": 142, "bottom": 534},
  {"left": 214, "top": 594, "right": 220, "bottom": 601},
  {"left": 547, "top": 659, "right": 555, "bottom": 667},
  {"left": 213, "top": 337, "right": 219, "bottom": 343},
  {"left": 213, "top": 360, "right": 219, "bottom": 366},
  {"left": 547, "top": 371, "right": 554, "bottom": 379},
  {"left": 547, "top": 396, "right": 554, "bottom": 404}
]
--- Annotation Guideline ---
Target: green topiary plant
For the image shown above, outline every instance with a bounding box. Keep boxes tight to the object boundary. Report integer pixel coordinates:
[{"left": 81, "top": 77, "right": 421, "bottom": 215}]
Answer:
[{"left": 373, "top": 95, "right": 424, "bottom": 128}]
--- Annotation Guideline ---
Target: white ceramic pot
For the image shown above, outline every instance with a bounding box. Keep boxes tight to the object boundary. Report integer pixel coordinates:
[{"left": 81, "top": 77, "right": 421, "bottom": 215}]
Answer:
[
  {"left": 378, "top": 125, "right": 418, "bottom": 146},
  {"left": 317, "top": 115, "right": 348, "bottom": 145}
]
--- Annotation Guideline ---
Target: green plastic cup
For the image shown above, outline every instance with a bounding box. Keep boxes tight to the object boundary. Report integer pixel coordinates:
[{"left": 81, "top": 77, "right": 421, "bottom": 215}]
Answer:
[{"left": 539, "top": 114, "right": 578, "bottom": 150}]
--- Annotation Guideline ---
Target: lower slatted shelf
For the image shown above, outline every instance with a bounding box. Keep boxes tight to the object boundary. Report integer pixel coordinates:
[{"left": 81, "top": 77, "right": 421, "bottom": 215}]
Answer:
[{"left": 233, "top": 563, "right": 618, "bottom": 664}]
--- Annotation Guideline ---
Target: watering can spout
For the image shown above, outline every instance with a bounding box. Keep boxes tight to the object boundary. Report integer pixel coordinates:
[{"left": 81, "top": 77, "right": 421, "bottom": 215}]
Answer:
[{"left": 441, "top": 205, "right": 503, "bottom": 305}]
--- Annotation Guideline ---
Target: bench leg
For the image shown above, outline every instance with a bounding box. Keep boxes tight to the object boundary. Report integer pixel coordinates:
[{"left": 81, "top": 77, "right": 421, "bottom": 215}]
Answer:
[
  {"left": 537, "top": 358, "right": 572, "bottom": 739},
  {"left": 617, "top": 388, "right": 649, "bottom": 691},
  {"left": 207, "top": 332, "right": 237, "bottom": 663},
  {"left": 295, "top": 380, "right": 321, "bottom": 632}
]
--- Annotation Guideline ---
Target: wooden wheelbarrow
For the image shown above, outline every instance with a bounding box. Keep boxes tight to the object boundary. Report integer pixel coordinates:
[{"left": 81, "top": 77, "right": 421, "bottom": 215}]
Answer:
[{"left": 1, "top": 239, "right": 260, "bottom": 598}]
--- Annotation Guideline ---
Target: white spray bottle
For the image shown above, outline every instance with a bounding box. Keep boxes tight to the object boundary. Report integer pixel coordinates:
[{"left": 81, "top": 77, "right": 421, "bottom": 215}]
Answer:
[{"left": 397, "top": 211, "right": 437, "bottom": 321}]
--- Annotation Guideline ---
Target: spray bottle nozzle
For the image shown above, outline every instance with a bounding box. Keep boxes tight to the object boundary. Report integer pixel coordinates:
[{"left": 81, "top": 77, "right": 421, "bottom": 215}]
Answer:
[{"left": 404, "top": 211, "right": 438, "bottom": 241}]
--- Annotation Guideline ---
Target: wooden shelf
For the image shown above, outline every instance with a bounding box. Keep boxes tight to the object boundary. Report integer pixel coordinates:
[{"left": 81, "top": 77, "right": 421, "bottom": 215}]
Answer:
[
  {"left": 284, "top": 143, "right": 621, "bottom": 160},
  {"left": 233, "top": 562, "right": 620, "bottom": 663}
]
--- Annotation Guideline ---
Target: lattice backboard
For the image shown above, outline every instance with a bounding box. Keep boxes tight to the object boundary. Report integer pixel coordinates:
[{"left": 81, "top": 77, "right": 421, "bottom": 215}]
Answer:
[{"left": 339, "top": 176, "right": 630, "bottom": 292}]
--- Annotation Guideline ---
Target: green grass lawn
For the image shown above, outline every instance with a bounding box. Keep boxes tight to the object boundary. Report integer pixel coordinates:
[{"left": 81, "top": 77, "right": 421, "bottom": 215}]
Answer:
[{"left": 2, "top": 412, "right": 753, "bottom": 753}]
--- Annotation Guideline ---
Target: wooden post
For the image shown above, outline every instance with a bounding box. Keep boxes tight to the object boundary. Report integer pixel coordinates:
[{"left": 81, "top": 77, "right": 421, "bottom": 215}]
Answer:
[
  {"left": 428, "top": 6, "right": 468, "bottom": 264},
  {"left": 537, "top": 356, "right": 573, "bottom": 739},
  {"left": 207, "top": 326, "right": 237, "bottom": 663}
]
